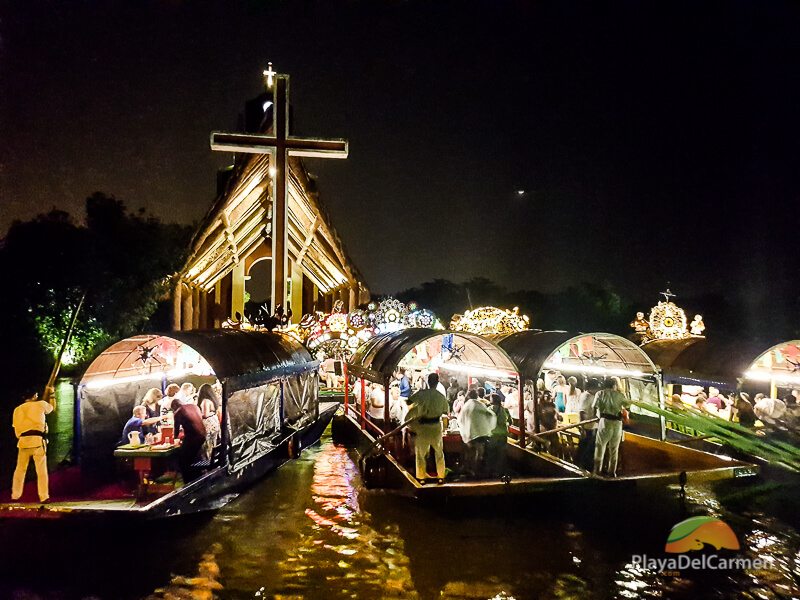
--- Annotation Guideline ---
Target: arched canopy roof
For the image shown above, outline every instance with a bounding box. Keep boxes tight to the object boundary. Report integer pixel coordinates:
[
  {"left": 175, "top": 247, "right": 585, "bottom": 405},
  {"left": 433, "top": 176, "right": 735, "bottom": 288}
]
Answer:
[
  {"left": 642, "top": 337, "right": 769, "bottom": 388},
  {"left": 347, "top": 328, "right": 519, "bottom": 384},
  {"left": 80, "top": 330, "right": 316, "bottom": 392},
  {"left": 496, "top": 331, "right": 658, "bottom": 380},
  {"left": 745, "top": 340, "right": 800, "bottom": 387}
]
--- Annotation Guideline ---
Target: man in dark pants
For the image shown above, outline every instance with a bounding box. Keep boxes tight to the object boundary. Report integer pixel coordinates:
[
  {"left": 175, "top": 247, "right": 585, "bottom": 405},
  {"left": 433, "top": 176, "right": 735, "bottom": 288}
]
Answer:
[
  {"left": 171, "top": 397, "right": 206, "bottom": 482},
  {"left": 576, "top": 378, "right": 599, "bottom": 471}
]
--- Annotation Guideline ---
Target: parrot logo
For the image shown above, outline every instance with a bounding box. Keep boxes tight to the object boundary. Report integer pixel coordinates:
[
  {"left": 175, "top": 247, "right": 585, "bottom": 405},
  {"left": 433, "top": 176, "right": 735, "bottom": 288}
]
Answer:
[{"left": 665, "top": 516, "right": 740, "bottom": 553}]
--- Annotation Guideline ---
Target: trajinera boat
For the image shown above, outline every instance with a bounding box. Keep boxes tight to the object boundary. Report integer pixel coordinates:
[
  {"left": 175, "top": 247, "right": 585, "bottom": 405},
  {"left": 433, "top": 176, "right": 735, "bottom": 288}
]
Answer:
[
  {"left": 333, "top": 328, "right": 757, "bottom": 501},
  {"left": 0, "top": 330, "right": 336, "bottom": 519}
]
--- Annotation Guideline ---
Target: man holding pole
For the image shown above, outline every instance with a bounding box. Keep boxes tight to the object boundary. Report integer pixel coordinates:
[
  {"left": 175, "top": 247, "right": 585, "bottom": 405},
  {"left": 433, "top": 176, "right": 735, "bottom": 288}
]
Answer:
[{"left": 11, "top": 385, "right": 56, "bottom": 503}]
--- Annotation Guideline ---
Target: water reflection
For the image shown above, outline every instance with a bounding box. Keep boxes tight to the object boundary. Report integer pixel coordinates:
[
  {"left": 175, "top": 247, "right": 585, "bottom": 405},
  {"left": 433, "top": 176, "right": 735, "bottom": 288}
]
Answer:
[
  {"left": 3, "top": 428, "right": 800, "bottom": 599},
  {"left": 144, "top": 543, "right": 224, "bottom": 600}
]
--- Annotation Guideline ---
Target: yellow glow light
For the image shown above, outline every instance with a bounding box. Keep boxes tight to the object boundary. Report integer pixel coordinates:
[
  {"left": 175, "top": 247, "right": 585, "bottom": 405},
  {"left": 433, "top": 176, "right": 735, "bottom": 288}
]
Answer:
[
  {"left": 450, "top": 306, "right": 529, "bottom": 336},
  {"left": 542, "top": 361, "right": 648, "bottom": 379},
  {"left": 744, "top": 370, "right": 800, "bottom": 385},
  {"left": 438, "top": 362, "right": 518, "bottom": 381}
]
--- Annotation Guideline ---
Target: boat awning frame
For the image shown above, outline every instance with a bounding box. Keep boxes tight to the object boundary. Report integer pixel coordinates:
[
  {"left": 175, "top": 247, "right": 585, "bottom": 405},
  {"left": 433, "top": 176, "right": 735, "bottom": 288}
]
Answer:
[
  {"left": 347, "top": 328, "right": 520, "bottom": 385},
  {"left": 744, "top": 339, "right": 800, "bottom": 387},
  {"left": 496, "top": 330, "right": 659, "bottom": 381},
  {"left": 641, "top": 337, "right": 771, "bottom": 389},
  {"left": 80, "top": 330, "right": 319, "bottom": 394}
]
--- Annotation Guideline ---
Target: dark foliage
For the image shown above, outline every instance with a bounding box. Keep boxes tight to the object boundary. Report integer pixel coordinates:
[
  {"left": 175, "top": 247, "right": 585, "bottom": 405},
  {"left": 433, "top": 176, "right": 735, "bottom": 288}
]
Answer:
[
  {"left": 395, "top": 278, "right": 796, "bottom": 344},
  {"left": 0, "top": 194, "right": 193, "bottom": 400}
]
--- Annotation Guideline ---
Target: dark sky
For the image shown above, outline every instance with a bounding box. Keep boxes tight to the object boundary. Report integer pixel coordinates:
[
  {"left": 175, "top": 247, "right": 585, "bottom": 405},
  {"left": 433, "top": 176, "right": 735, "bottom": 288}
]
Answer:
[{"left": 2, "top": 1, "right": 800, "bottom": 301}]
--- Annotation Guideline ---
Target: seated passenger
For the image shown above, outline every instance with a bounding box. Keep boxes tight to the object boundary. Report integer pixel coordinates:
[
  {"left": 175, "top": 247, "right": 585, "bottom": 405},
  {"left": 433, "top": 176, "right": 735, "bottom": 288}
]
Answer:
[
  {"left": 706, "top": 387, "right": 725, "bottom": 411},
  {"left": 171, "top": 397, "right": 207, "bottom": 481},
  {"left": 160, "top": 383, "right": 180, "bottom": 423},
  {"left": 139, "top": 388, "right": 163, "bottom": 436},
  {"left": 754, "top": 394, "right": 787, "bottom": 424},
  {"left": 734, "top": 392, "right": 757, "bottom": 427},
  {"left": 120, "top": 406, "right": 161, "bottom": 446}
]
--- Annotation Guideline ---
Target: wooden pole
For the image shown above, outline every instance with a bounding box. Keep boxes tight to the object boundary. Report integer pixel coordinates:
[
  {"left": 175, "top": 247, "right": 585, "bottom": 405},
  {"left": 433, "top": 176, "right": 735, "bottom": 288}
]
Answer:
[
  {"left": 43, "top": 291, "right": 86, "bottom": 407},
  {"left": 343, "top": 363, "right": 349, "bottom": 414},
  {"left": 383, "top": 377, "right": 391, "bottom": 434},
  {"left": 271, "top": 76, "right": 288, "bottom": 316},
  {"left": 528, "top": 417, "right": 600, "bottom": 440},
  {"left": 517, "top": 375, "right": 525, "bottom": 448},
  {"left": 360, "top": 377, "right": 366, "bottom": 430}
]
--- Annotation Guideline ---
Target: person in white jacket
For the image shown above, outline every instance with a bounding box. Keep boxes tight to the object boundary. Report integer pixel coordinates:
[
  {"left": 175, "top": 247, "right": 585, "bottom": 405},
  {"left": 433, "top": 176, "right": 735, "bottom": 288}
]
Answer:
[
  {"left": 11, "top": 386, "right": 55, "bottom": 503},
  {"left": 458, "top": 389, "right": 496, "bottom": 477}
]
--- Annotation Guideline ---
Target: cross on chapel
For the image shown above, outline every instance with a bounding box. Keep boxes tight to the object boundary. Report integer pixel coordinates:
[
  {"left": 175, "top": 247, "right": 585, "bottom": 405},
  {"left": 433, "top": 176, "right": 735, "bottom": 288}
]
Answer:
[{"left": 210, "top": 66, "right": 349, "bottom": 315}]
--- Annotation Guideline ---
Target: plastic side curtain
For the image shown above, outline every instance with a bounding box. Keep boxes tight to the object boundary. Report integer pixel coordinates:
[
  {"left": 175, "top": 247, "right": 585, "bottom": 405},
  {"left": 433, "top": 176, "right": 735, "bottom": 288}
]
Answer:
[
  {"left": 80, "top": 380, "right": 155, "bottom": 471},
  {"left": 227, "top": 382, "right": 281, "bottom": 472},
  {"left": 283, "top": 371, "right": 319, "bottom": 430},
  {"left": 628, "top": 378, "right": 660, "bottom": 417}
]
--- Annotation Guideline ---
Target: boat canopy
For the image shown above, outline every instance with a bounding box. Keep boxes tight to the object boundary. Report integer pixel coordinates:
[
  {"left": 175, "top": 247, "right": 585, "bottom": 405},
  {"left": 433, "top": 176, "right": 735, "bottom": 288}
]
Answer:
[
  {"left": 80, "top": 330, "right": 315, "bottom": 392},
  {"left": 744, "top": 339, "right": 800, "bottom": 389},
  {"left": 78, "top": 331, "right": 319, "bottom": 470},
  {"left": 496, "top": 331, "right": 658, "bottom": 381},
  {"left": 347, "top": 328, "right": 519, "bottom": 384},
  {"left": 641, "top": 337, "right": 768, "bottom": 388}
]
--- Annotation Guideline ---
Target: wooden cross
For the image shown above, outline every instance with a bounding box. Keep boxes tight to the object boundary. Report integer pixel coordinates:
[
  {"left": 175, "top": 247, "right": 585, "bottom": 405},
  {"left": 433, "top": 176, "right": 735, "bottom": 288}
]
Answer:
[
  {"left": 210, "top": 67, "right": 348, "bottom": 315},
  {"left": 660, "top": 288, "right": 676, "bottom": 302}
]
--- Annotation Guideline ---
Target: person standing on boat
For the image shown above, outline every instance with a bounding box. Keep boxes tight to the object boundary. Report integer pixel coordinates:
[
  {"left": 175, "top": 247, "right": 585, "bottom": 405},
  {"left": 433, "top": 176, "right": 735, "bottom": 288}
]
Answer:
[
  {"left": 487, "top": 393, "right": 510, "bottom": 476},
  {"left": 197, "top": 383, "right": 221, "bottom": 461},
  {"left": 592, "top": 378, "right": 630, "bottom": 477},
  {"left": 406, "top": 373, "right": 449, "bottom": 483},
  {"left": 171, "top": 397, "right": 206, "bottom": 482},
  {"left": 11, "top": 386, "right": 55, "bottom": 503},
  {"left": 458, "top": 389, "right": 496, "bottom": 477},
  {"left": 575, "top": 378, "right": 600, "bottom": 471},
  {"left": 396, "top": 368, "right": 411, "bottom": 403}
]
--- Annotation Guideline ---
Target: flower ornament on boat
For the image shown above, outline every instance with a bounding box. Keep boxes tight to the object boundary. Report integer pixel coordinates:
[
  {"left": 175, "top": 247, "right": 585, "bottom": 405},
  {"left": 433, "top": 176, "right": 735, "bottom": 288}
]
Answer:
[
  {"left": 368, "top": 297, "right": 410, "bottom": 334},
  {"left": 449, "top": 306, "right": 530, "bottom": 336},
  {"left": 405, "top": 308, "right": 443, "bottom": 329}
]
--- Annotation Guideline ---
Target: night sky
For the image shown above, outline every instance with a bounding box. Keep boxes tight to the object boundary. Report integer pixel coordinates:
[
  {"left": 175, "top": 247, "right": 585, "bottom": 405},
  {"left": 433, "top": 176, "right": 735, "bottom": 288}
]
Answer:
[{"left": 2, "top": 1, "right": 800, "bottom": 303}]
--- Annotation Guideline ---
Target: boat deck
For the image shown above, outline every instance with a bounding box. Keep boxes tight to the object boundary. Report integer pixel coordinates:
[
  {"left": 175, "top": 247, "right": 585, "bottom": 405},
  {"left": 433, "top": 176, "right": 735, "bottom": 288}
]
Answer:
[
  {"left": 336, "top": 411, "right": 757, "bottom": 500},
  {"left": 0, "top": 464, "right": 178, "bottom": 518}
]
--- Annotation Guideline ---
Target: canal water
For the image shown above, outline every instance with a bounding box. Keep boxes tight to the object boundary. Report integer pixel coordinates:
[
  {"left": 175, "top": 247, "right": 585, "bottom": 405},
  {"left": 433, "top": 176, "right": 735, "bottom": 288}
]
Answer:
[{"left": 0, "top": 385, "right": 799, "bottom": 599}]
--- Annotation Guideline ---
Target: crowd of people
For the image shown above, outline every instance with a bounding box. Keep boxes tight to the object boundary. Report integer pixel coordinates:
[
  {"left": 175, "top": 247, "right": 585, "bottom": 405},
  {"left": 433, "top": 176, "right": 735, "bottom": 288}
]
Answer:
[
  {"left": 669, "top": 386, "right": 800, "bottom": 430},
  {"left": 119, "top": 380, "right": 222, "bottom": 481},
  {"left": 350, "top": 367, "right": 634, "bottom": 481}
]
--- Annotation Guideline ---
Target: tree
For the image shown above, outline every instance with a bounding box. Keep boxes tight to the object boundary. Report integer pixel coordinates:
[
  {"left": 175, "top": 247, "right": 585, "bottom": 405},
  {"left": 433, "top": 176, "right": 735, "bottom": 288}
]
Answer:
[{"left": 0, "top": 194, "right": 193, "bottom": 395}]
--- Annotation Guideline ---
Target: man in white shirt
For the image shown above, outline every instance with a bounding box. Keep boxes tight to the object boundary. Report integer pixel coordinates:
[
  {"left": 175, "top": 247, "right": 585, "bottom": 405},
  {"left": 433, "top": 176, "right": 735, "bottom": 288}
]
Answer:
[
  {"left": 457, "top": 389, "right": 497, "bottom": 477},
  {"left": 575, "top": 378, "right": 600, "bottom": 470},
  {"left": 368, "top": 383, "right": 386, "bottom": 428},
  {"left": 406, "top": 374, "right": 450, "bottom": 482},
  {"left": 12, "top": 386, "right": 56, "bottom": 503}
]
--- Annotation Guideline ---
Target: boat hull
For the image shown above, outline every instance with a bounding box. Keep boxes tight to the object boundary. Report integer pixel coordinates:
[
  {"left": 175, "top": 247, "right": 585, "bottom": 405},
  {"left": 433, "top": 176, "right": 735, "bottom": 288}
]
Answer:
[
  {"left": 334, "top": 411, "right": 758, "bottom": 502},
  {"left": 0, "top": 402, "right": 338, "bottom": 520}
]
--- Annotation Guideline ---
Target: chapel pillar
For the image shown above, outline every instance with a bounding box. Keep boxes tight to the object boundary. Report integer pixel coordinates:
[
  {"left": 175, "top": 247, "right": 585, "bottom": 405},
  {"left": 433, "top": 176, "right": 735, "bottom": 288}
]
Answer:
[
  {"left": 171, "top": 280, "right": 182, "bottom": 331},
  {"left": 192, "top": 286, "right": 201, "bottom": 330},
  {"left": 231, "top": 261, "right": 246, "bottom": 320},
  {"left": 181, "top": 282, "right": 193, "bottom": 331}
]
